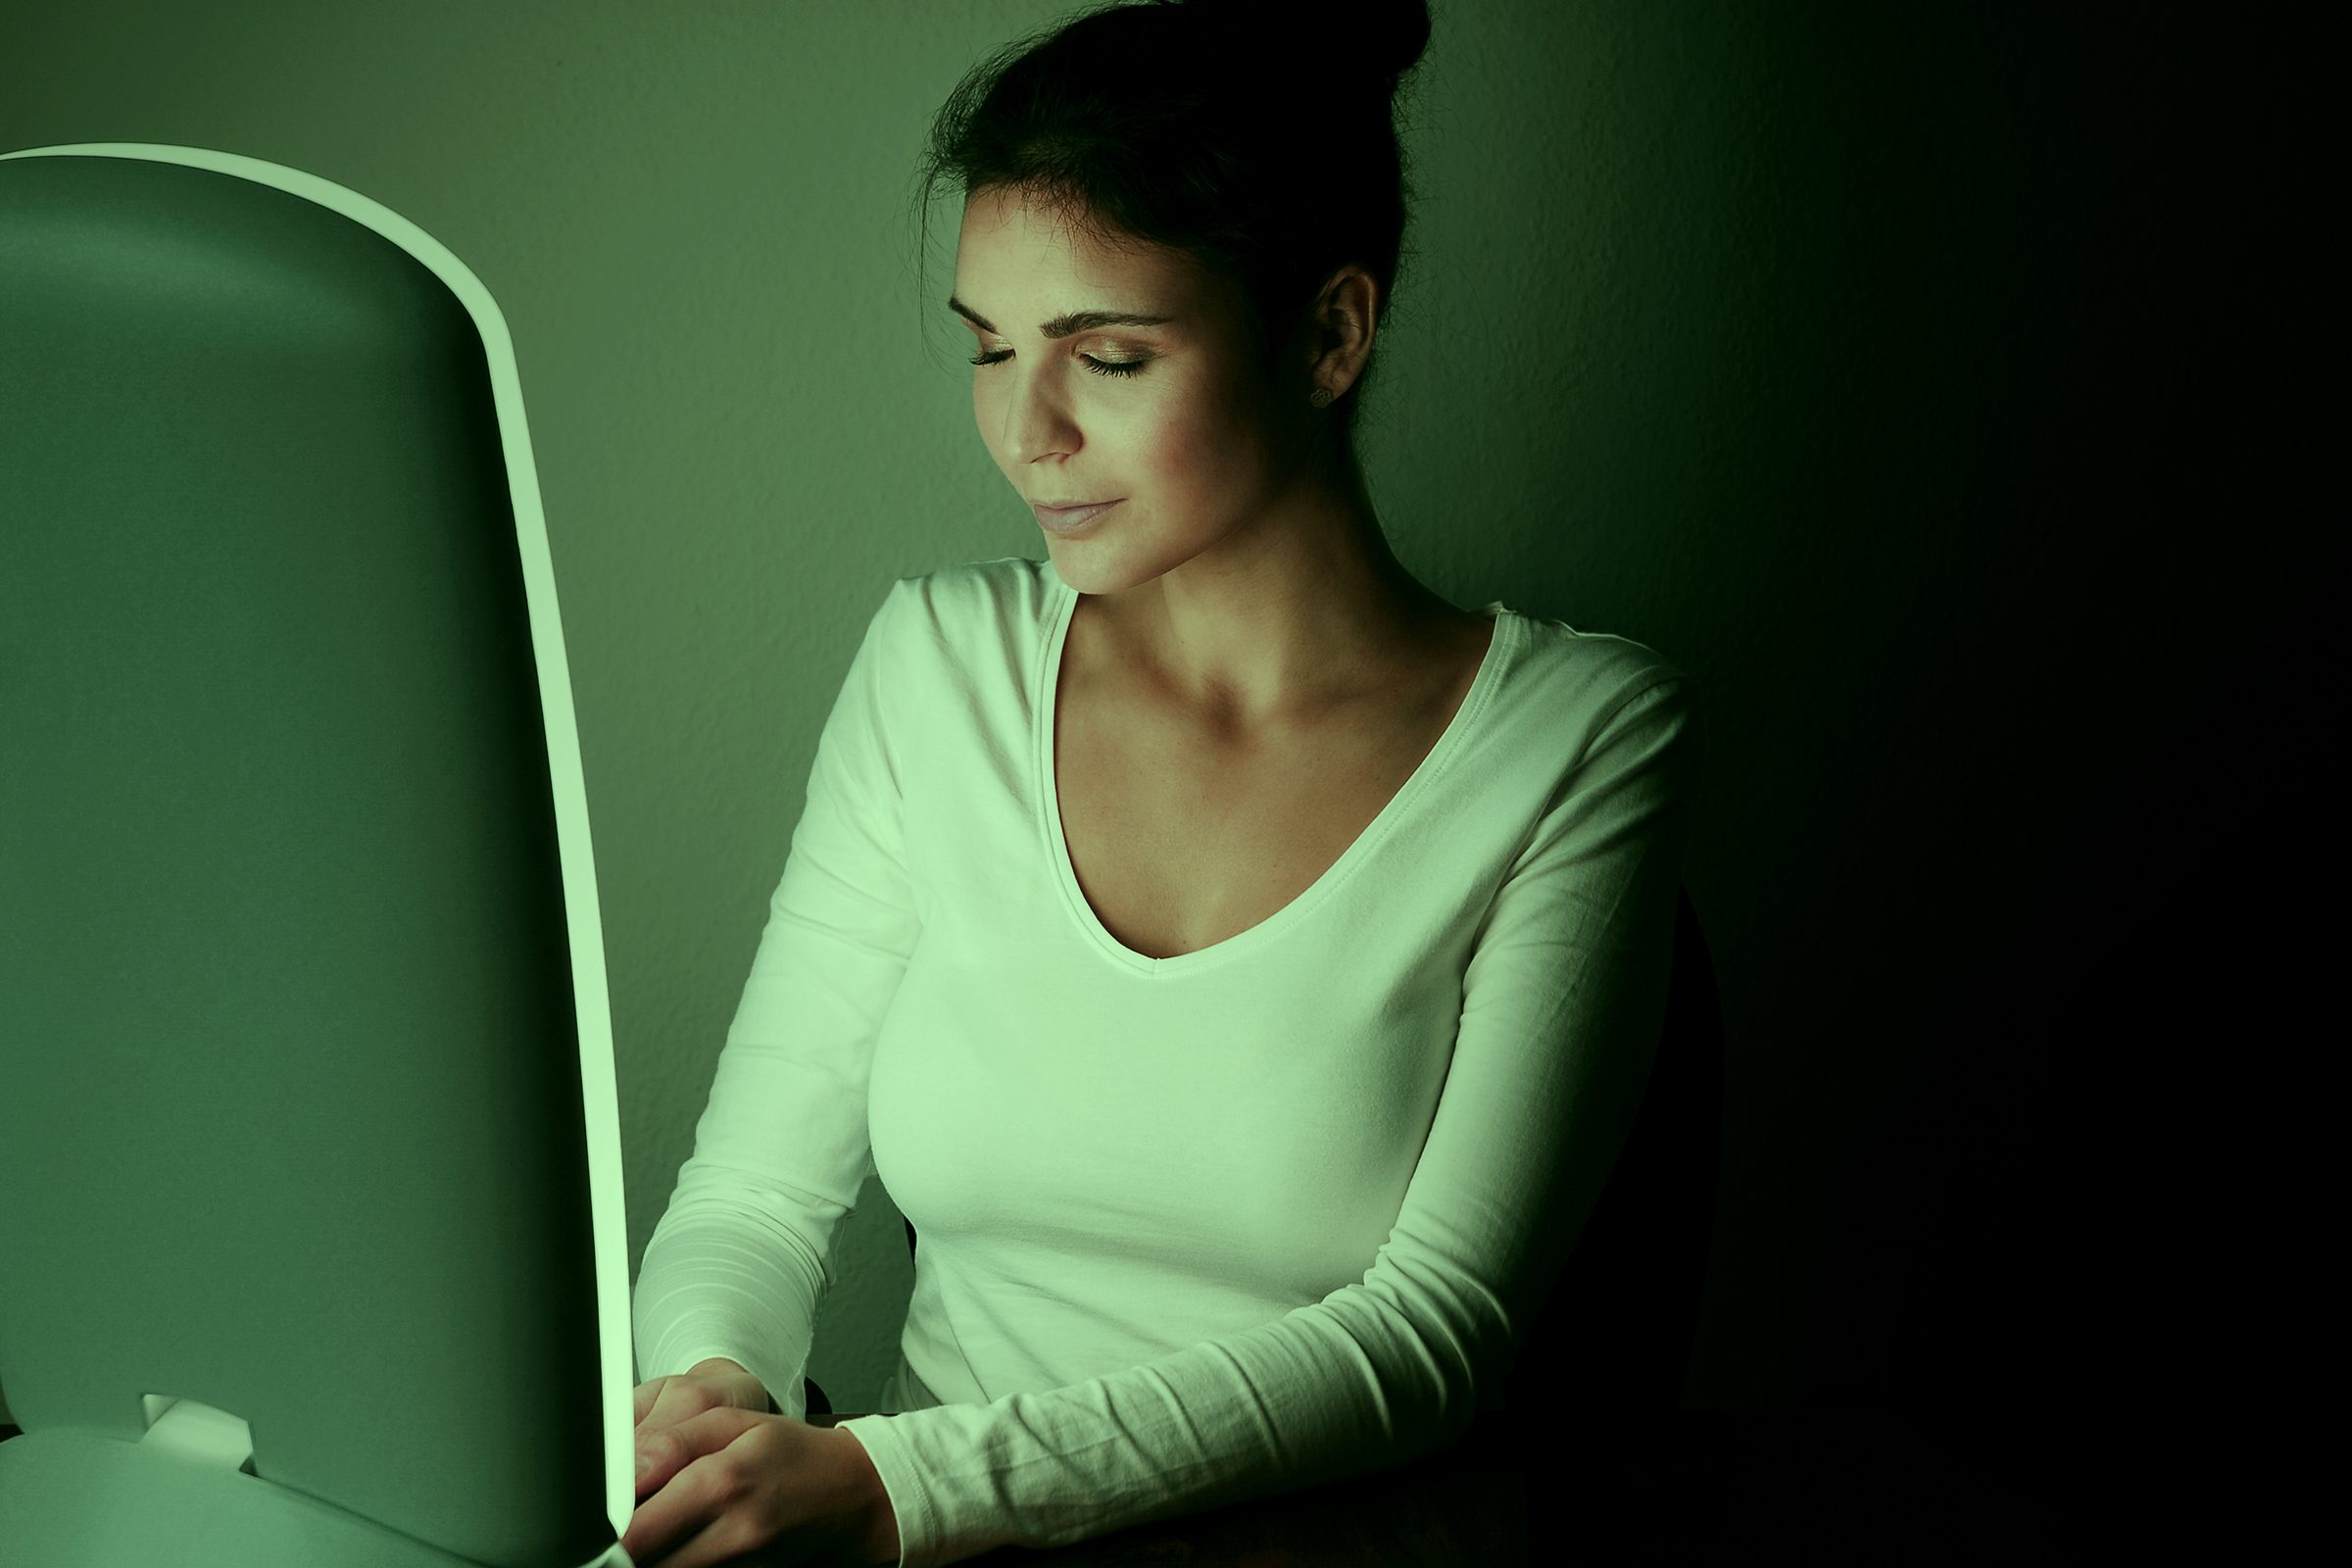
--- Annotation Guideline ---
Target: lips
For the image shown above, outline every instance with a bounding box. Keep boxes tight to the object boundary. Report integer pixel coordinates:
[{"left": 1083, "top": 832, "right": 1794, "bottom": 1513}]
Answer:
[{"left": 1032, "top": 497, "right": 1122, "bottom": 533}]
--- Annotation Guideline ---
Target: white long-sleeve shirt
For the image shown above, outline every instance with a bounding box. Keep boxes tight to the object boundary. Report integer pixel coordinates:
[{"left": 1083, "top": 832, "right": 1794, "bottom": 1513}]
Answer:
[{"left": 632, "top": 553, "right": 1700, "bottom": 1567}]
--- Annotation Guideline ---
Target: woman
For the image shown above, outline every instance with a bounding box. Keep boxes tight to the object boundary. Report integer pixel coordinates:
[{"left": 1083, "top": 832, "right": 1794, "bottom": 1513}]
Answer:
[{"left": 628, "top": 3, "right": 1700, "bottom": 1564}]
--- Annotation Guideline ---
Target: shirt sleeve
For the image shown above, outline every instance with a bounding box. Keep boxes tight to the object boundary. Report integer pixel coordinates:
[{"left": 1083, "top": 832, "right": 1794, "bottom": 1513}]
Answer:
[
  {"left": 835, "top": 669, "right": 1702, "bottom": 1568},
  {"left": 630, "top": 578, "right": 919, "bottom": 1419}
]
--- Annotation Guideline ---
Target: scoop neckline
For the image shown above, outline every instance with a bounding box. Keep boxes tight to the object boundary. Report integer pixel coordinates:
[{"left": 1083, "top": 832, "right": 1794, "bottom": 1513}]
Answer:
[{"left": 1035, "top": 572, "right": 1516, "bottom": 973}]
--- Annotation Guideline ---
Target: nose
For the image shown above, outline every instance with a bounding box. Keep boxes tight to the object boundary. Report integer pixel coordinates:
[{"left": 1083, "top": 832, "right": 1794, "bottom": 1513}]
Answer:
[{"left": 988, "top": 362, "right": 1077, "bottom": 465}]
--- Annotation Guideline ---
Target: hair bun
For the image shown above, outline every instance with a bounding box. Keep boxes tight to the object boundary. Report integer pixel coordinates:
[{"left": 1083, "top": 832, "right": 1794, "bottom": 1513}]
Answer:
[{"left": 1166, "top": 0, "right": 1430, "bottom": 92}]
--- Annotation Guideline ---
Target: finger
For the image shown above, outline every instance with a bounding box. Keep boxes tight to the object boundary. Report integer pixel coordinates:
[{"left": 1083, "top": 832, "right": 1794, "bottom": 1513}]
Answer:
[
  {"left": 632, "top": 1515, "right": 742, "bottom": 1568},
  {"left": 633, "top": 1419, "right": 683, "bottom": 1499},
  {"left": 633, "top": 1378, "right": 663, "bottom": 1428},
  {"left": 620, "top": 1463, "right": 713, "bottom": 1568},
  {"left": 624, "top": 1418, "right": 769, "bottom": 1566},
  {"left": 639, "top": 1380, "right": 710, "bottom": 1446},
  {"left": 635, "top": 1403, "right": 757, "bottom": 1498}
]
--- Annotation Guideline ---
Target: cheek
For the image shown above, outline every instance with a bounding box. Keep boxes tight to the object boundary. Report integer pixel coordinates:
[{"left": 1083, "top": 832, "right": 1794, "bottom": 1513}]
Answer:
[
  {"left": 1158, "top": 400, "right": 1263, "bottom": 476},
  {"left": 970, "top": 381, "right": 1006, "bottom": 453},
  {"left": 1148, "top": 425, "right": 1214, "bottom": 481}
]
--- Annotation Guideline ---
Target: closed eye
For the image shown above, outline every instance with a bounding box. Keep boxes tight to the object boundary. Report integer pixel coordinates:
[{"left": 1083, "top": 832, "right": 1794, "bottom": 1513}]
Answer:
[{"left": 968, "top": 348, "right": 1147, "bottom": 378}]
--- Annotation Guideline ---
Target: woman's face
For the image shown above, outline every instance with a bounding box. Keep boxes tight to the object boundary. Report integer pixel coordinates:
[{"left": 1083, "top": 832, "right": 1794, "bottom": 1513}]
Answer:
[{"left": 951, "top": 185, "right": 1317, "bottom": 594}]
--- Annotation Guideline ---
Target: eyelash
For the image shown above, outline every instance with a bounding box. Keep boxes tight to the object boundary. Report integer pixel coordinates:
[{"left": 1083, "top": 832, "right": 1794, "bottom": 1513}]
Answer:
[{"left": 967, "top": 348, "right": 1147, "bottom": 378}]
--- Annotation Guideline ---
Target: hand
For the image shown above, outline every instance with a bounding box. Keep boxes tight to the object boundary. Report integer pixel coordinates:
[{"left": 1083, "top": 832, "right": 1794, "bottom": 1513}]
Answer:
[
  {"left": 635, "top": 1360, "right": 775, "bottom": 1431},
  {"left": 626, "top": 1402, "right": 890, "bottom": 1567}
]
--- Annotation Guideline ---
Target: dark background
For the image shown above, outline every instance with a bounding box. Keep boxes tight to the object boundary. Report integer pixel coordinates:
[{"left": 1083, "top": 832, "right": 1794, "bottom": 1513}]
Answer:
[{"left": 1676, "top": 3, "right": 2328, "bottom": 1556}]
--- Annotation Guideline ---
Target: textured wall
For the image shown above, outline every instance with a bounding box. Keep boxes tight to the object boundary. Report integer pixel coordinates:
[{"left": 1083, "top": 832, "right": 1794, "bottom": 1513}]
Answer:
[{"left": 0, "top": 0, "right": 2309, "bottom": 1461}]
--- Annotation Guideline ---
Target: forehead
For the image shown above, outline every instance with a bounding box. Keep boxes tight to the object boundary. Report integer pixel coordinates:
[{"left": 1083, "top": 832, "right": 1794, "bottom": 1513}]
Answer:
[{"left": 954, "top": 186, "right": 1185, "bottom": 296}]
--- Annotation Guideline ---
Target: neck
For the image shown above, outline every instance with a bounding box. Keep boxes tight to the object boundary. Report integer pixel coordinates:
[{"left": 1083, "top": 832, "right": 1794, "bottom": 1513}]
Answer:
[{"left": 1102, "top": 483, "right": 1461, "bottom": 733}]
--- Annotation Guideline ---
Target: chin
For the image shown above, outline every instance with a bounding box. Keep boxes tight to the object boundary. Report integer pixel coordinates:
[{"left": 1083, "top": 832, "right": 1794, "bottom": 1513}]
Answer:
[{"left": 1042, "top": 542, "right": 1135, "bottom": 595}]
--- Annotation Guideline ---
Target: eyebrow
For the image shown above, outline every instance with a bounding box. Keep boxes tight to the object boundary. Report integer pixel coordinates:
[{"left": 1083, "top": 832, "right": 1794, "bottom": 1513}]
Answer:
[{"left": 948, "top": 294, "right": 1175, "bottom": 340}]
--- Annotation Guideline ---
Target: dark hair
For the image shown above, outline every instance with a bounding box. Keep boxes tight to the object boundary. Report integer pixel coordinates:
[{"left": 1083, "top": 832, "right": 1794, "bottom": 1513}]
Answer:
[{"left": 911, "top": 0, "right": 1435, "bottom": 471}]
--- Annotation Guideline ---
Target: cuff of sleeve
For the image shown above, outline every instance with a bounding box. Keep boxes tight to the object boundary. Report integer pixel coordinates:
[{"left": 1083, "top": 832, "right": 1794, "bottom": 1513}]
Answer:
[{"left": 834, "top": 1414, "right": 930, "bottom": 1568}]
